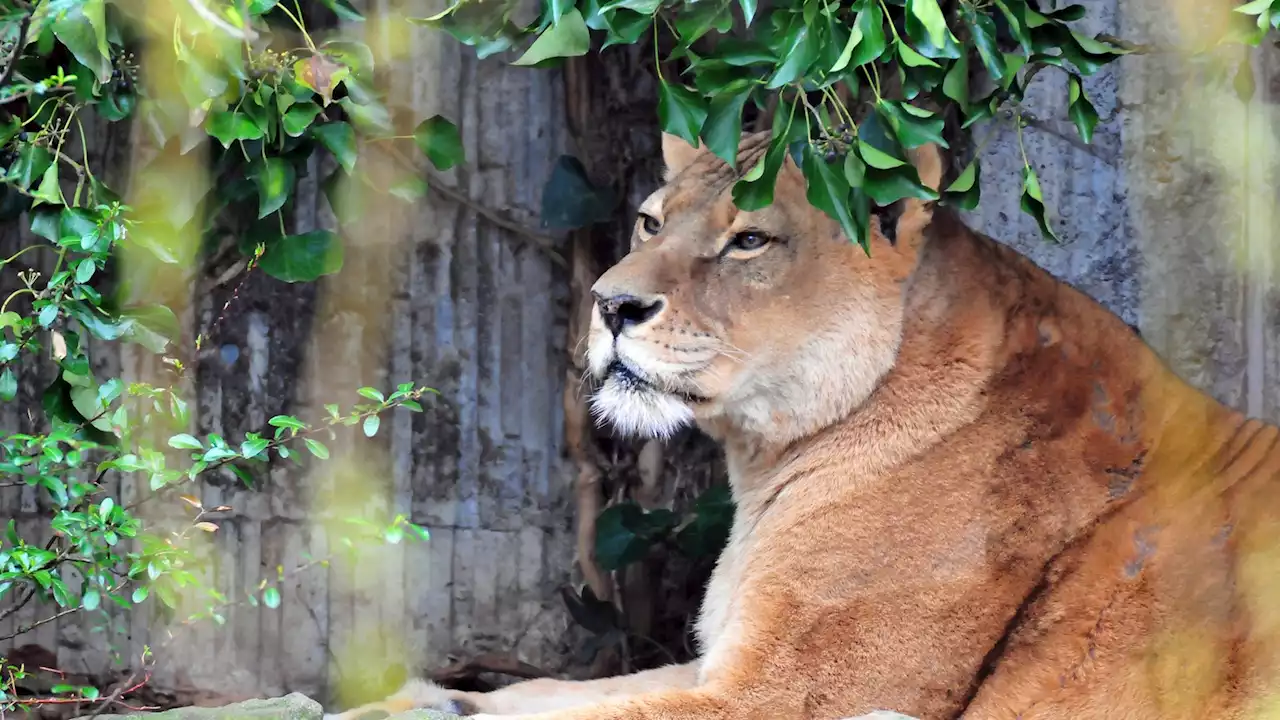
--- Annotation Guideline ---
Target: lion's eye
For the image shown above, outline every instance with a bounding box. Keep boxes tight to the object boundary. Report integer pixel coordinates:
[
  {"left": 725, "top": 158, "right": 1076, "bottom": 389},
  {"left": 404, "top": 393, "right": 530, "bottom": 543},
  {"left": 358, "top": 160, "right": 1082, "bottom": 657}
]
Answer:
[
  {"left": 728, "top": 231, "right": 771, "bottom": 252},
  {"left": 639, "top": 213, "right": 662, "bottom": 235}
]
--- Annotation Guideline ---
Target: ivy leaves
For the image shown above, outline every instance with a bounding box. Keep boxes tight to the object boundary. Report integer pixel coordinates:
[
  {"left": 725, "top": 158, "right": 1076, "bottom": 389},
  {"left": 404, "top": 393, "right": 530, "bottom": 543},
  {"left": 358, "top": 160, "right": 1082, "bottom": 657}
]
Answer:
[{"left": 407, "top": 0, "right": 1141, "bottom": 244}]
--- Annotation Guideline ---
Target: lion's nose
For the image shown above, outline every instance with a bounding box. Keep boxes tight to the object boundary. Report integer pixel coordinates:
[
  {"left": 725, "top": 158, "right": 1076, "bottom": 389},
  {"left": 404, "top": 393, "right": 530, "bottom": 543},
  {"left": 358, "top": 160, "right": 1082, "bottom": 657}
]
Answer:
[{"left": 593, "top": 292, "right": 665, "bottom": 336}]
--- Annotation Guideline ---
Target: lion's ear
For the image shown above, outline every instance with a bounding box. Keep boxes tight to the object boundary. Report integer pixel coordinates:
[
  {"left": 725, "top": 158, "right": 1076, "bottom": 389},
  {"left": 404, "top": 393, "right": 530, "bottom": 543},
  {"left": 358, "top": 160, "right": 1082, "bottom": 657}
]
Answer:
[{"left": 662, "top": 132, "right": 701, "bottom": 179}]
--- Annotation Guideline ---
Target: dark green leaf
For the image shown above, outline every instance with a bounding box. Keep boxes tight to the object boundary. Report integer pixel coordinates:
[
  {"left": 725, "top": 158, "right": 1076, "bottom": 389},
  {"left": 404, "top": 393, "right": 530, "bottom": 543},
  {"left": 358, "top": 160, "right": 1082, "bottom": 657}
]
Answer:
[
  {"left": 0, "top": 369, "right": 14, "bottom": 402},
  {"left": 907, "top": 0, "right": 951, "bottom": 49},
  {"left": 856, "top": 108, "right": 907, "bottom": 169},
  {"left": 313, "top": 121, "right": 358, "bottom": 173},
  {"left": 701, "top": 83, "right": 753, "bottom": 169},
  {"left": 1067, "top": 75, "right": 1100, "bottom": 143},
  {"left": 254, "top": 158, "right": 296, "bottom": 219},
  {"left": 260, "top": 230, "right": 344, "bottom": 283},
  {"left": 206, "top": 111, "right": 266, "bottom": 147},
  {"left": 540, "top": 155, "right": 618, "bottom": 230},
  {"left": 732, "top": 132, "right": 787, "bottom": 211},
  {"left": 766, "top": 25, "right": 820, "bottom": 88},
  {"left": 318, "top": 0, "right": 364, "bottom": 21},
  {"left": 282, "top": 102, "right": 323, "bottom": 137},
  {"left": 847, "top": 3, "right": 887, "bottom": 68},
  {"left": 11, "top": 145, "right": 52, "bottom": 191},
  {"left": 897, "top": 39, "right": 939, "bottom": 68},
  {"left": 942, "top": 158, "right": 981, "bottom": 210},
  {"left": 33, "top": 163, "right": 63, "bottom": 206},
  {"left": 962, "top": 6, "right": 1006, "bottom": 83},
  {"left": 943, "top": 52, "right": 970, "bottom": 111},
  {"left": 658, "top": 80, "right": 708, "bottom": 147},
  {"left": 513, "top": 8, "right": 591, "bottom": 65},
  {"left": 51, "top": 0, "right": 111, "bottom": 84},
  {"left": 414, "top": 115, "right": 465, "bottom": 171},
  {"left": 880, "top": 100, "right": 948, "bottom": 149},
  {"left": 862, "top": 165, "right": 938, "bottom": 207},
  {"left": 801, "top": 144, "right": 863, "bottom": 248},
  {"left": 1020, "top": 167, "right": 1057, "bottom": 241}
]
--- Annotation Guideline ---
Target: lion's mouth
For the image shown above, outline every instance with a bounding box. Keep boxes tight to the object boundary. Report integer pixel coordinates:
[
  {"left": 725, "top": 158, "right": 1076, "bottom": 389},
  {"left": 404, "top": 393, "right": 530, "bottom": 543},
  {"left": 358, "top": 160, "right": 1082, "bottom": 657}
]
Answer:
[{"left": 605, "top": 360, "right": 708, "bottom": 404}]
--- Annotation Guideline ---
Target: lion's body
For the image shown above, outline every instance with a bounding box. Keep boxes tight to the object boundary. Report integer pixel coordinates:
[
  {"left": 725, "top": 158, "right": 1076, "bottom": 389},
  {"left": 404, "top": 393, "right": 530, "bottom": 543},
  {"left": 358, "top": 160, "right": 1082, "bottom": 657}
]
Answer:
[{"left": 328, "top": 136, "right": 1280, "bottom": 720}]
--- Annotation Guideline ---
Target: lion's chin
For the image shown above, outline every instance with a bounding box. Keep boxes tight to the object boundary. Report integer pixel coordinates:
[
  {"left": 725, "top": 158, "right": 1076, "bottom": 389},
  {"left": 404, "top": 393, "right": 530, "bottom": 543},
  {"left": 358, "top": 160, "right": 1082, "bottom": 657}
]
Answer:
[{"left": 589, "top": 363, "right": 696, "bottom": 439}]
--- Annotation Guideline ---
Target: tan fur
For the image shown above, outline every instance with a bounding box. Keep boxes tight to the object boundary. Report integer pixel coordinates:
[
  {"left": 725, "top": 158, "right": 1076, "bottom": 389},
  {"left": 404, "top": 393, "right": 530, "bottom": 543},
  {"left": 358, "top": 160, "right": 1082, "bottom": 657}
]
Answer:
[{"left": 329, "top": 133, "right": 1280, "bottom": 720}]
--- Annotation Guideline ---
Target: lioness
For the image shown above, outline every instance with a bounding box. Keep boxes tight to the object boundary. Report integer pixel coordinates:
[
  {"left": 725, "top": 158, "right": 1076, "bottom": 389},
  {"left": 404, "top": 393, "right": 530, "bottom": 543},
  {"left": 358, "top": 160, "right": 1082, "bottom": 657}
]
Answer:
[{"left": 329, "top": 132, "right": 1280, "bottom": 720}]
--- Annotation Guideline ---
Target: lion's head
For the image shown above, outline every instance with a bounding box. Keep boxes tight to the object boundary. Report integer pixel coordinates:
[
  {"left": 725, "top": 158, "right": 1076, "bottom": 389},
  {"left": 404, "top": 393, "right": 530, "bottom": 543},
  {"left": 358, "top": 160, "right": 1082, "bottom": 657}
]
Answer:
[{"left": 587, "top": 131, "right": 943, "bottom": 445}]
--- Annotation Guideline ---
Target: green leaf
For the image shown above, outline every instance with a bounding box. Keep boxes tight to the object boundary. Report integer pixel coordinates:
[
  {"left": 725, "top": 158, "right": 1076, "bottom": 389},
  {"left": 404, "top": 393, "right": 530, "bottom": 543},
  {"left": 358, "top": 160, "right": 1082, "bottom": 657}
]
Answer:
[
  {"left": 595, "top": 503, "right": 666, "bottom": 570},
  {"left": 831, "top": 22, "right": 865, "bottom": 73},
  {"left": 313, "top": 121, "right": 358, "bottom": 173},
  {"left": 75, "top": 258, "right": 95, "bottom": 284},
  {"left": 305, "top": 438, "right": 330, "bottom": 459},
  {"left": 847, "top": 3, "right": 887, "bottom": 68},
  {"left": 658, "top": 80, "right": 708, "bottom": 148},
  {"left": 802, "top": 144, "right": 863, "bottom": 248},
  {"left": 1067, "top": 75, "right": 1099, "bottom": 143},
  {"left": 1020, "top": 167, "right": 1057, "bottom": 241},
  {"left": 513, "top": 8, "right": 591, "bottom": 66},
  {"left": 701, "top": 83, "right": 753, "bottom": 169},
  {"left": 879, "top": 100, "right": 948, "bottom": 150},
  {"left": 413, "top": 116, "right": 465, "bottom": 171},
  {"left": 943, "top": 52, "right": 970, "bottom": 111},
  {"left": 98, "top": 496, "right": 114, "bottom": 521},
  {"left": 907, "top": 0, "right": 950, "bottom": 49},
  {"left": 0, "top": 369, "right": 15, "bottom": 402},
  {"left": 33, "top": 163, "right": 63, "bottom": 206},
  {"left": 262, "top": 586, "right": 281, "bottom": 609},
  {"left": 358, "top": 386, "right": 386, "bottom": 402},
  {"left": 363, "top": 415, "right": 380, "bottom": 437},
  {"left": 207, "top": 110, "right": 266, "bottom": 147},
  {"left": 942, "top": 159, "right": 981, "bottom": 210},
  {"left": 254, "top": 158, "right": 296, "bottom": 219},
  {"left": 260, "top": 230, "right": 344, "bottom": 283},
  {"left": 132, "top": 586, "right": 150, "bottom": 604},
  {"left": 1236, "top": 0, "right": 1273, "bottom": 13},
  {"left": 540, "top": 155, "right": 618, "bottom": 229},
  {"left": 282, "top": 102, "right": 323, "bottom": 137},
  {"left": 168, "top": 434, "right": 204, "bottom": 450},
  {"left": 766, "top": 25, "right": 820, "bottom": 89},
  {"left": 897, "top": 40, "right": 939, "bottom": 68},
  {"left": 862, "top": 165, "right": 938, "bottom": 207},
  {"left": 738, "top": 0, "right": 757, "bottom": 25},
  {"left": 82, "top": 588, "right": 100, "bottom": 611},
  {"left": 10, "top": 145, "right": 52, "bottom": 191},
  {"left": 52, "top": 0, "right": 111, "bottom": 84},
  {"left": 241, "top": 435, "right": 269, "bottom": 459},
  {"left": 732, "top": 132, "right": 787, "bottom": 211}
]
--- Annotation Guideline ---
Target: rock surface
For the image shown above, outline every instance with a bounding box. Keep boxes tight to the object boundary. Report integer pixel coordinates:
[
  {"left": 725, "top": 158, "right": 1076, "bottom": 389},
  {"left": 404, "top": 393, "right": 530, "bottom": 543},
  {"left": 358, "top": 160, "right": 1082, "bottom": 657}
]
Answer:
[
  {"left": 72, "top": 693, "right": 912, "bottom": 720},
  {"left": 76, "top": 694, "right": 326, "bottom": 720}
]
